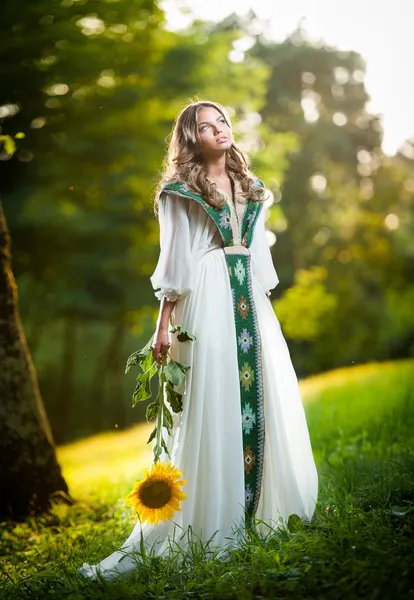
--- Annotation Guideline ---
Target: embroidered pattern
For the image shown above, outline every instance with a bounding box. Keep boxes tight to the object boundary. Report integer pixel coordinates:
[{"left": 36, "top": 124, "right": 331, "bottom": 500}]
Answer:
[
  {"left": 244, "top": 445, "right": 256, "bottom": 474},
  {"left": 226, "top": 252, "right": 265, "bottom": 526},
  {"left": 160, "top": 181, "right": 234, "bottom": 247},
  {"left": 220, "top": 212, "right": 232, "bottom": 230},
  {"left": 245, "top": 483, "right": 254, "bottom": 507},
  {"left": 238, "top": 328, "right": 253, "bottom": 354},
  {"left": 234, "top": 259, "right": 246, "bottom": 285},
  {"left": 242, "top": 402, "right": 256, "bottom": 434},
  {"left": 237, "top": 295, "right": 250, "bottom": 320},
  {"left": 240, "top": 362, "right": 255, "bottom": 391}
]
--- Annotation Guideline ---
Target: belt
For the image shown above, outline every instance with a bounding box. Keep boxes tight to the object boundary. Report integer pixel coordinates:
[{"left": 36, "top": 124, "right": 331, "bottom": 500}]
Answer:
[{"left": 222, "top": 245, "right": 250, "bottom": 256}]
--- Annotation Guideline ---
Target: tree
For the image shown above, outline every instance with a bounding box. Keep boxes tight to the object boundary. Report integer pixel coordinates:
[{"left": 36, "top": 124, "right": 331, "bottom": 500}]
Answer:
[
  {"left": 0, "top": 199, "right": 68, "bottom": 519},
  {"left": 1, "top": 3, "right": 282, "bottom": 440}
]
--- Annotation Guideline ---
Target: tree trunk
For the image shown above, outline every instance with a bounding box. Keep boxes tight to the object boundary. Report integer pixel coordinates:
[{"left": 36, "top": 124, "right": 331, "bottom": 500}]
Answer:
[{"left": 0, "top": 201, "right": 69, "bottom": 520}]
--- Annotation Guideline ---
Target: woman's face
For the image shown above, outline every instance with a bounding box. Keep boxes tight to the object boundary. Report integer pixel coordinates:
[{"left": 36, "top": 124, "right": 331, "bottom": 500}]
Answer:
[{"left": 197, "top": 106, "right": 232, "bottom": 156}]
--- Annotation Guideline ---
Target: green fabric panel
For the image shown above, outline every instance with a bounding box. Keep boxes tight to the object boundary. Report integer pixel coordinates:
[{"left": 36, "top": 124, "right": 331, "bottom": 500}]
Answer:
[{"left": 226, "top": 253, "right": 265, "bottom": 525}]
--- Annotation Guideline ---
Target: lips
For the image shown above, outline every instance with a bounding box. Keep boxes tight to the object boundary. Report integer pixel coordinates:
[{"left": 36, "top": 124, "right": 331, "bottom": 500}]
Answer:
[{"left": 216, "top": 136, "right": 228, "bottom": 143}]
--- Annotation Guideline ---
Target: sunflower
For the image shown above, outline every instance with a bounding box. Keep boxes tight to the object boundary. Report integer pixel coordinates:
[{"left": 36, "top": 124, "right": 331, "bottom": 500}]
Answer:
[{"left": 126, "top": 461, "right": 186, "bottom": 525}]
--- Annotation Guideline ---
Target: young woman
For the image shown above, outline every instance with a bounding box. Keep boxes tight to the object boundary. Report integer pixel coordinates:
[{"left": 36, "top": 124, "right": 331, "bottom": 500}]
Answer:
[{"left": 79, "top": 100, "right": 318, "bottom": 580}]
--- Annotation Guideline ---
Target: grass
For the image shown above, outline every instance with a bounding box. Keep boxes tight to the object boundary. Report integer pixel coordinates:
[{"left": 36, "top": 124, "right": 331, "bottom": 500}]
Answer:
[{"left": 1, "top": 358, "right": 413, "bottom": 599}]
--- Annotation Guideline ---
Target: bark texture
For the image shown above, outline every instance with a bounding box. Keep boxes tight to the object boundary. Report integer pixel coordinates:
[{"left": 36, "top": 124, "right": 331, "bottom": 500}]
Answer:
[{"left": 0, "top": 202, "right": 69, "bottom": 519}]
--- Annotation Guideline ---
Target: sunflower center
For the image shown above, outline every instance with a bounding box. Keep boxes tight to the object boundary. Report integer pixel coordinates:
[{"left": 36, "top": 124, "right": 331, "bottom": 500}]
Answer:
[{"left": 139, "top": 480, "right": 172, "bottom": 509}]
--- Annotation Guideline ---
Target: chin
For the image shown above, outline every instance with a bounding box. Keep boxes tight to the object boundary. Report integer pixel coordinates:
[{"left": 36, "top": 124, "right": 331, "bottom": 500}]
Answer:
[{"left": 215, "top": 141, "right": 232, "bottom": 152}]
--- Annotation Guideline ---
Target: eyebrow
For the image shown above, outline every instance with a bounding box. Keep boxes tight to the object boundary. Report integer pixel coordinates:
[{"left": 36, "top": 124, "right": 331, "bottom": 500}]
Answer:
[{"left": 198, "top": 116, "right": 224, "bottom": 127}]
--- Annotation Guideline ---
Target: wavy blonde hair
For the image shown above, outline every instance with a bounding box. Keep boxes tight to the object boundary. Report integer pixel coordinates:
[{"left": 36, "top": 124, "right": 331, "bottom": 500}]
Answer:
[{"left": 154, "top": 99, "right": 266, "bottom": 213}]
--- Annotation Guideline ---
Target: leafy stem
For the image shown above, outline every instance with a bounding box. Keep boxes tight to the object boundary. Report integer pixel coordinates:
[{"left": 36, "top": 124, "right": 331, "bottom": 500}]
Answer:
[{"left": 125, "top": 324, "right": 196, "bottom": 463}]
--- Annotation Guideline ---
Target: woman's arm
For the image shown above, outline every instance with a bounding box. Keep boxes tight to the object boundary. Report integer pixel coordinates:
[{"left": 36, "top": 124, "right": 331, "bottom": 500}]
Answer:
[
  {"left": 152, "top": 298, "right": 177, "bottom": 364},
  {"left": 150, "top": 192, "right": 194, "bottom": 363}
]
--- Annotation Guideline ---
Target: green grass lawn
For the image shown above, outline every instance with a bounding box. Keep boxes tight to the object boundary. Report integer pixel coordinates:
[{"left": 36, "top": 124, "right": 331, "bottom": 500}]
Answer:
[{"left": 1, "top": 359, "right": 413, "bottom": 599}]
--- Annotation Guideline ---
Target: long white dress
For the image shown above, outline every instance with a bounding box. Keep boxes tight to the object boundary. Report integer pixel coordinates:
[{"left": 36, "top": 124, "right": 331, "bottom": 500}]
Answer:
[{"left": 79, "top": 179, "right": 318, "bottom": 581}]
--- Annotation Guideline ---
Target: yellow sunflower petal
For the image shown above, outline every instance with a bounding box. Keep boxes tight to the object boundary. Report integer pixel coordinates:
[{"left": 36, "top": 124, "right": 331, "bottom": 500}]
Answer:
[{"left": 126, "top": 461, "right": 187, "bottom": 525}]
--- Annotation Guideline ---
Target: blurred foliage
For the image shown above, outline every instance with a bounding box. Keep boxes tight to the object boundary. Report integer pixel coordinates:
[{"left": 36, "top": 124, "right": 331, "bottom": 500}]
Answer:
[
  {"left": 0, "top": 5, "right": 413, "bottom": 441},
  {"left": 272, "top": 266, "right": 337, "bottom": 341}
]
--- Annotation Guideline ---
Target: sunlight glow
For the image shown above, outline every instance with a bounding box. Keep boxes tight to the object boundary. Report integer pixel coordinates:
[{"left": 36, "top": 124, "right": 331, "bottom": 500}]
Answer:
[
  {"left": 384, "top": 213, "right": 399, "bottom": 230},
  {"left": 310, "top": 173, "right": 327, "bottom": 194},
  {"left": 265, "top": 229, "right": 277, "bottom": 247},
  {"left": 160, "top": 0, "right": 414, "bottom": 156},
  {"left": 313, "top": 227, "right": 331, "bottom": 246},
  {"left": 360, "top": 178, "right": 374, "bottom": 200},
  {"left": 301, "top": 97, "right": 319, "bottom": 123},
  {"left": 0, "top": 104, "right": 20, "bottom": 117},
  {"left": 403, "top": 179, "right": 414, "bottom": 192},
  {"left": 31, "top": 117, "right": 46, "bottom": 129},
  {"left": 333, "top": 112, "right": 347, "bottom": 126},
  {"left": 76, "top": 15, "right": 106, "bottom": 35}
]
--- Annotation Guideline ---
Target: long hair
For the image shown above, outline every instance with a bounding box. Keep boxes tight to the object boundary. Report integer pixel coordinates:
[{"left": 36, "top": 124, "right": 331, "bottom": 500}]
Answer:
[{"left": 154, "top": 99, "right": 266, "bottom": 213}]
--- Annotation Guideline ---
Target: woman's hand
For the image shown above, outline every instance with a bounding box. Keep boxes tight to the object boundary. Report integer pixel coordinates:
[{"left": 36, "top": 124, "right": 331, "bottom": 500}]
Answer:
[{"left": 152, "top": 327, "right": 171, "bottom": 364}]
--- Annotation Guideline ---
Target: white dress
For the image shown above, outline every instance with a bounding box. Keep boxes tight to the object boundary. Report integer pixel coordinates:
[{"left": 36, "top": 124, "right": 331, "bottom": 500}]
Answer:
[{"left": 79, "top": 180, "right": 318, "bottom": 581}]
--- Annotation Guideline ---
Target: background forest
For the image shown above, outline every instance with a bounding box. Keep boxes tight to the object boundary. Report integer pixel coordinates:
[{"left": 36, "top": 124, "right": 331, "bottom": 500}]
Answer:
[{"left": 1, "top": 0, "right": 413, "bottom": 444}]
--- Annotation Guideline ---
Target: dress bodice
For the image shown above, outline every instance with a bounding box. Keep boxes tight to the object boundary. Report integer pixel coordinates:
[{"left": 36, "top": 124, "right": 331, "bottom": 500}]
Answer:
[
  {"left": 159, "top": 178, "right": 263, "bottom": 249},
  {"left": 216, "top": 178, "right": 246, "bottom": 246}
]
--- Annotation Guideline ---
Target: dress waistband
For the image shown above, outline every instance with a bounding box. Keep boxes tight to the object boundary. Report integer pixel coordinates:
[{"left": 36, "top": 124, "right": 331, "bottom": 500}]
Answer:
[{"left": 222, "top": 245, "right": 250, "bottom": 256}]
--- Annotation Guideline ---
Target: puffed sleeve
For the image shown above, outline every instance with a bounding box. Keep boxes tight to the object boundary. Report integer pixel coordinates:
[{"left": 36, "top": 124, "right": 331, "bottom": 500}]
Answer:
[
  {"left": 250, "top": 205, "right": 279, "bottom": 294},
  {"left": 150, "top": 192, "right": 193, "bottom": 302}
]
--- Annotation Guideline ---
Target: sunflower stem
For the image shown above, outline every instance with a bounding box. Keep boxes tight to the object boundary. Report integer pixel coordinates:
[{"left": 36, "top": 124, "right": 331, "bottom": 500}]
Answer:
[{"left": 154, "top": 365, "right": 165, "bottom": 463}]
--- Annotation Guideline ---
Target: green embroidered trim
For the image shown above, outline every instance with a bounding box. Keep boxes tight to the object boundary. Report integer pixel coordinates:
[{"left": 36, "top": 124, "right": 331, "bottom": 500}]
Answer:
[
  {"left": 161, "top": 179, "right": 265, "bottom": 249},
  {"left": 226, "top": 253, "right": 265, "bottom": 526},
  {"left": 240, "top": 179, "right": 265, "bottom": 248},
  {"left": 241, "top": 200, "right": 264, "bottom": 248},
  {"left": 161, "top": 182, "right": 233, "bottom": 247}
]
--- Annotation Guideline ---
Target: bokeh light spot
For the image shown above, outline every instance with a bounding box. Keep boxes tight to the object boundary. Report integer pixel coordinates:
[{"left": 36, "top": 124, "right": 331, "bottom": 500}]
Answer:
[{"left": 384, "top": 214, "right": 399, "bottom": 230}]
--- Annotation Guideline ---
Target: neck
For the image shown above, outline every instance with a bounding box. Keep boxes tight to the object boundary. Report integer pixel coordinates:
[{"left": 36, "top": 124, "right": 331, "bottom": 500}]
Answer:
[{"left": 204, "top": 154, "right": 227, "bottom": 179}]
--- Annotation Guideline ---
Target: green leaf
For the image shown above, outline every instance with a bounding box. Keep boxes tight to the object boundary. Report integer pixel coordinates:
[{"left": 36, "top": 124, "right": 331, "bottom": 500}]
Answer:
[
  {"left": 145, "top": 402, "right": 159, "bottom": 422},
  {"left": 125, "top": 335, "right": 154, "bottom": 373},
  {"left": 163, "top": 406, "right": 173, "bottom": 430},
  {"left": 166, "top": 381, "right": 183, "bottom": 413},
  {"left": 391, "top": 506, "right": 412, "bottom": 517},
  {"left": 170, "top": 325, "right": 196, "bottom": 342},
  {"left": 164, "top": 359, "right": 190, "bottom": 388},
  {"left": 132, "top": 361, "right": 157, "bottom": 405},
  {"left": 154, "top": 444, "right": 162, "bottom": 463},
  {"left": 147, "top": 427, "right": 157, "bottom": 444},
  {"left": 287, "top": 513, "right": 303, "bottom": 532},
  {"left": 32, "top": 569, "right": 58, "bottom": 580},
  {"left": 141, "top": 349, "right": 157, "bottom": 373},
  {"left": 160, "top": 436, "right": 171, "bottom": 458}
]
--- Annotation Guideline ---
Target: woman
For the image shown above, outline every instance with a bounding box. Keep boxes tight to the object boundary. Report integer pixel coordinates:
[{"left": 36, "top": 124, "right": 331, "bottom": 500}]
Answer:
[{"left": 79, "top": 100, "right": 318, "bottom": 580}]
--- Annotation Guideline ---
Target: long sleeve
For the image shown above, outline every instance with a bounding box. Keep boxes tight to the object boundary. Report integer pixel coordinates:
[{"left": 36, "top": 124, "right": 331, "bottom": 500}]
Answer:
[
  {"left": 150, "top": 192, "right": 193, "bottom": 302},
  {"left": 250, "top": 205, "right": 279, "bottom": 294}
]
